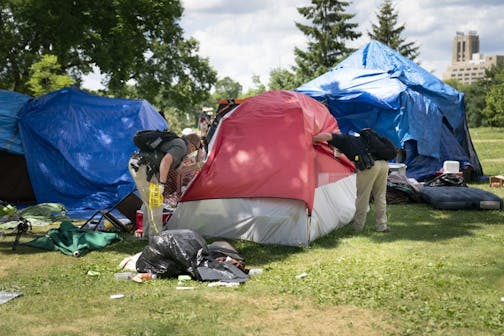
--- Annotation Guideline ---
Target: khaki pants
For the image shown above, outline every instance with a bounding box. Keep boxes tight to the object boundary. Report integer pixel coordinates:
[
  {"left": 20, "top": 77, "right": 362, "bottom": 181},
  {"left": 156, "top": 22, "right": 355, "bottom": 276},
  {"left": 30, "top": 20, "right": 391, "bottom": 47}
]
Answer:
[
  {"left": 128, "top": 156, "right": 164, "bottom": 240},
  {"left": 353, "top": 160, "right": 389, "bottom": 231}
]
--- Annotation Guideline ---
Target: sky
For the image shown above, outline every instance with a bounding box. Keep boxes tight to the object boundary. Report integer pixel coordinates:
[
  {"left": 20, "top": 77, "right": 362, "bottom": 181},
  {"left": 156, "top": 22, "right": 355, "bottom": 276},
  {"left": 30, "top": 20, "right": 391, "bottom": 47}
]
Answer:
[{"left": 83, "top": 0, "right": 504, "bottom": 91}]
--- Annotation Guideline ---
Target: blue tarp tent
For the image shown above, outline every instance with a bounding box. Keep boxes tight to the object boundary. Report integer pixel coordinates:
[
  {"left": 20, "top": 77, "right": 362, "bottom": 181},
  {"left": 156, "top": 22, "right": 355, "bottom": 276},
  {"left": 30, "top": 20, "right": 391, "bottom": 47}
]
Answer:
[
  {"left": 296, "top": 40, "right": 483, "bottom": 181},
  {"left": 17, "top": 87, "right": 167, "bottom": 211},
  {"left": 0, "top": 90, "right": 35, "bottom": 203},
  {"left": 0, "top": 90, "right": 32, "bottom": 154}
]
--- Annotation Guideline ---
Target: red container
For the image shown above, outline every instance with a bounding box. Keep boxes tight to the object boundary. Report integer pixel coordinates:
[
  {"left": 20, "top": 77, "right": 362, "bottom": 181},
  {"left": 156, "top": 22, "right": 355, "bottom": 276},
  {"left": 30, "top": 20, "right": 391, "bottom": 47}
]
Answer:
[
  {"left": 135, "top": 210, "right": 172, "bottom": 231},
  {"left": 135, "top": 210, "right": 143, "bottom": 231}
]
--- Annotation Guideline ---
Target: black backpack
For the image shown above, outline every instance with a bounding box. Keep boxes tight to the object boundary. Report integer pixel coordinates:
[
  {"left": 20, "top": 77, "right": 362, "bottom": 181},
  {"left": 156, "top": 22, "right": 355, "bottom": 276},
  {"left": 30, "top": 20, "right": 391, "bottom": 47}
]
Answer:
[
  {"left": 133, "top": 130, "right": 179, "bottom": 152},
  {"left": 328, "top": 133, "right": 375, "bottom": 170},
  {"left": 360, "top": 129, "right": 397, "bottom": 161}
]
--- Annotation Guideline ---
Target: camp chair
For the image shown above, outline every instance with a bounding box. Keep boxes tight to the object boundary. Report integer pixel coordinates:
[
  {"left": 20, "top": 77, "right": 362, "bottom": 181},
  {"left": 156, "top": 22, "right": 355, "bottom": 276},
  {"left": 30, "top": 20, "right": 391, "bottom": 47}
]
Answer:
[{"left": 81, "top": 191, "right": 143, "bottom": 233}]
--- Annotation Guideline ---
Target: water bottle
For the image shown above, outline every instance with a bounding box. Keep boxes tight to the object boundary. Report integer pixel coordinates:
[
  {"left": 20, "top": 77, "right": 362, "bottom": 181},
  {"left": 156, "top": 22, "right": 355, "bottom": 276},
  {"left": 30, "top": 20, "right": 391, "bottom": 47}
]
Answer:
[{"left": 114, "top": 272, "right": 134, "bottom": 280}]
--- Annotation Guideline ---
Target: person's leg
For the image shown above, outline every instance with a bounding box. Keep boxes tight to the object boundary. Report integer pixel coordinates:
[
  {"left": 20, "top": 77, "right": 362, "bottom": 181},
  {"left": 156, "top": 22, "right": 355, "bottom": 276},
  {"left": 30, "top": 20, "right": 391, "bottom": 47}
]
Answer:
[
  {"left": 353, "top": 166, "right": 379, "bottom": 231},
  {"left": 128, "top": 156, "right": 163, "bottom": 239},
  {"left": 371, "top": 160, "right": 390, "bottom": 231}
]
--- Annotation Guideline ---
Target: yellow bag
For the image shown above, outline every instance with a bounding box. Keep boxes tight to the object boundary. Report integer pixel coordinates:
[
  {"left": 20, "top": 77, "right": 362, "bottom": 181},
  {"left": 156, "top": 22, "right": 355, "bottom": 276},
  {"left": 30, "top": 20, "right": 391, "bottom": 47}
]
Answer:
[{"left": 148, "top": 183, "right": 163, "bottom": 207}]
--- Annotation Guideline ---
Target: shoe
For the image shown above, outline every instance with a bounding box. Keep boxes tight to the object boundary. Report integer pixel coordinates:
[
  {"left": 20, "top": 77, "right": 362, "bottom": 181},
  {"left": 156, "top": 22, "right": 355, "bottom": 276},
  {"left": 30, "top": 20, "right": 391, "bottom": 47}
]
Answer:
[{"left": 377, "top": 227, "right": 391, "bottom": 233}]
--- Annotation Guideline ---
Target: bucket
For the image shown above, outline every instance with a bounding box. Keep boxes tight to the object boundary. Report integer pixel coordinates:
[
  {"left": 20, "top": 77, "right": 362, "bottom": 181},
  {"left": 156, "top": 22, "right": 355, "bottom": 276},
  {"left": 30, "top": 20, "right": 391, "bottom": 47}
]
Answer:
[{"left": 443, "top": 161, "right": 460, "bottom": 174}]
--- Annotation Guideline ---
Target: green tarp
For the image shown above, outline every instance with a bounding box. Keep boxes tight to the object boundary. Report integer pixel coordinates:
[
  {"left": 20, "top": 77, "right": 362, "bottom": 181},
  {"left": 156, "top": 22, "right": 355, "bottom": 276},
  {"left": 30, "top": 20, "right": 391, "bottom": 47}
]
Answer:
[{"left": 26, "top": 221, "right": 121, "bottom": 257}]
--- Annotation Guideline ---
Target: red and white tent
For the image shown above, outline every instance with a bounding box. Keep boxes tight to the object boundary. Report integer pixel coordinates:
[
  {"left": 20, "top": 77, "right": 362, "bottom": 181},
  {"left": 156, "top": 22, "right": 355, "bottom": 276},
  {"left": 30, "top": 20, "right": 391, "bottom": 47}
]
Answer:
[{"left": 167, "top": 90, "right": 356, "bottom": 246}]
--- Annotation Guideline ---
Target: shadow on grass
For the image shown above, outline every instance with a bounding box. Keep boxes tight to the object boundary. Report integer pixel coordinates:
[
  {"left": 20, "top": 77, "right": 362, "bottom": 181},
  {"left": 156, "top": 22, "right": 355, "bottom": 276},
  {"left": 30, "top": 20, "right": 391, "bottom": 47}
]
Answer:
[
  {"left": 316, "top": 202, "right": 503, "bottom": 249},
  {"left": 0, "top": 226, "right": 146, "bottom": 257},
  {"left": 3, "top": 201, "right": 502, "bottom": 267}
]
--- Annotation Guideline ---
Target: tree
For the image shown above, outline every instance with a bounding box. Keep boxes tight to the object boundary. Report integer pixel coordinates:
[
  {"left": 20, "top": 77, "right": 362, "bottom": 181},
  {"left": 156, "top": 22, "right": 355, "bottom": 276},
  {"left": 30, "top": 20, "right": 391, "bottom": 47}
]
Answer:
[
  {"left": 213, "top": 76, "right": 243, "bottom": 100},
  {"left": 456, "top": 63, "right": 504, "bottom": 127},
  {"left": 0, "top": 0, "right": 216, "bottom": 112},
  {"left": 268, "top": 67, "right": 301, "bottom": 90},
  {"left": 368, "top": 0, "right": 420, "bottom": 61},
  {"left": 26, "top": 55, "right": 75, "bottom": 96},
  {"left": 241, "top": 75, "right": 267, "bottom": 98},
  {"left": 293, "top": 0, "right": 361, "bottom": 83},
  {"left": 482, "top": 83, "right": 504, "bottom": 127}
]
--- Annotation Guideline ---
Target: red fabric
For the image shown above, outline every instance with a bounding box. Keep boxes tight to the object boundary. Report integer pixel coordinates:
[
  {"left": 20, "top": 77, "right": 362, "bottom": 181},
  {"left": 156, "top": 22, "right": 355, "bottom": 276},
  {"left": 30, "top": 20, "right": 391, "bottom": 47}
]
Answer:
[{"left": 181, "top": 90, "right": 353, "bottom": 211}]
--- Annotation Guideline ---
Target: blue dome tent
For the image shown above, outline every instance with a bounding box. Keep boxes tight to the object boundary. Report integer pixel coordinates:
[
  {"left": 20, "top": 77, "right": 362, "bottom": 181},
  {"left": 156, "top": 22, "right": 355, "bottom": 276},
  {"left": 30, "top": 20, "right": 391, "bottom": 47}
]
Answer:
[
  {"left": 16, "top": 87, "right": 167, "bottom": 212},
  {"left": 296, "top": 40, "right": 483, "bottom": 181},
  {"left": 0, "top": 90, "right": 34, "bottom": 203}
]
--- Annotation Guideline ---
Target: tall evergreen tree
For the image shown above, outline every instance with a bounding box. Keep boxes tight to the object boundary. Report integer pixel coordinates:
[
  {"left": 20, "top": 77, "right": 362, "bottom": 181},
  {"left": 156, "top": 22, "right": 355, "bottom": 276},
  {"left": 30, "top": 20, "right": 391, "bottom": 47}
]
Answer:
[
  {"left": 294, "top": 0, "right": 361, "bottom": 83},
  {"left": 368, "top": 0, "right": 420, "bottom": 61}
]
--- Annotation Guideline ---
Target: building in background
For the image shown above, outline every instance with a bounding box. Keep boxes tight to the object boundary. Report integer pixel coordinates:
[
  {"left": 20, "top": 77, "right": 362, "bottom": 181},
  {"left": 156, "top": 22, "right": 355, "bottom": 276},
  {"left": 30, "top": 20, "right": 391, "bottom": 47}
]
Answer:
[{"left": 443, "top": 31, "right": 504, "bottom": 84}]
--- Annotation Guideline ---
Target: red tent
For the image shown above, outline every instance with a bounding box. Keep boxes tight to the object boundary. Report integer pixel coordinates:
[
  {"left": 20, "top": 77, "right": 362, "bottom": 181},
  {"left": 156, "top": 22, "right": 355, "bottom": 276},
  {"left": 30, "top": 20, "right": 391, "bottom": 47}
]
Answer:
[{"left": 168, "top": 90, "right": 357, "bottom": 246}]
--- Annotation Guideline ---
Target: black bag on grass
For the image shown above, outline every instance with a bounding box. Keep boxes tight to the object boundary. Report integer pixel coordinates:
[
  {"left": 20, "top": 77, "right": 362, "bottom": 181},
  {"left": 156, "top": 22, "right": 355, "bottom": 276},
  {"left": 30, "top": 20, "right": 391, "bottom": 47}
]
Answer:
[{"left": 136, "top": 229, "right": 208, "bottom": 279}]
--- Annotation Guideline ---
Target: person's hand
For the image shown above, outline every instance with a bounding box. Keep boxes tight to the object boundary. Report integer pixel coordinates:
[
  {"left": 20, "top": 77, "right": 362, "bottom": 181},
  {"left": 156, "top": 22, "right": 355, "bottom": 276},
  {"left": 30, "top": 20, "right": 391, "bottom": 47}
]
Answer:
[
  {"left": 195, "top": 160, "right": 206, "bottom": 169},
  {"left": 312, "top": 132, "right": 332, "bottom": 143}
]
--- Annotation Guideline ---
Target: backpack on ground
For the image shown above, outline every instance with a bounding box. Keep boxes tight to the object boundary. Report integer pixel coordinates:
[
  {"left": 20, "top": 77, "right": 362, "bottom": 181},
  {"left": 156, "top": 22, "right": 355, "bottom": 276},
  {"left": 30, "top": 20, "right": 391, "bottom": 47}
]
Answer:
[{"left": 133, "top": 130, "right": 179, "bottom": 152}]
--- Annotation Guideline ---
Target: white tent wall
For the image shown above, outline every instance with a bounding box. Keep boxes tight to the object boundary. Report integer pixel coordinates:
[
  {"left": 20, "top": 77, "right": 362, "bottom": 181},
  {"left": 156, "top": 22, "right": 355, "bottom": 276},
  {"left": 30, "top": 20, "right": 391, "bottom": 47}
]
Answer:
[
  {"left": 167, "top": 174, "right": 356, "bottom": 246},
  {"left": 310, "top": 174, "right": 356, "bottom": 241}
]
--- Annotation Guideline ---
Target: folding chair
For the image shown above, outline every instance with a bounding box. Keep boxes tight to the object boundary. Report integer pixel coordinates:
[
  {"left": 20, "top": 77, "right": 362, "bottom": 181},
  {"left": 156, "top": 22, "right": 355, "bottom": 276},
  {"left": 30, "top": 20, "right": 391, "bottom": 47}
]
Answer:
[{"left": 81, "top": 191, "right": 143, "bottom": 232}]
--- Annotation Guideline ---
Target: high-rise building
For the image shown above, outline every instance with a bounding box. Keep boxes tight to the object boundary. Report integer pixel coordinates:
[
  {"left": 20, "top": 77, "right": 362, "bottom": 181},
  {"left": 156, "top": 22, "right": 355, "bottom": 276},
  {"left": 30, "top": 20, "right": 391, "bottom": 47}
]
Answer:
[{"left": 443, "top": 31, "right": 504, "bottom": 84}]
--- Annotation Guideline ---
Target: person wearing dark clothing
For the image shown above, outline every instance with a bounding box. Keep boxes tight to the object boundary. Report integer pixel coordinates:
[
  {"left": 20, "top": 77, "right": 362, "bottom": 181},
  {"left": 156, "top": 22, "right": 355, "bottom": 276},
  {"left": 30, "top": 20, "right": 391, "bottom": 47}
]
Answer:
[
  {"left": 313, "top": 129, "right": 396, "bottom": 232},
  {"left": 128, "top": 132, "right": 202, "bottom": 239}
]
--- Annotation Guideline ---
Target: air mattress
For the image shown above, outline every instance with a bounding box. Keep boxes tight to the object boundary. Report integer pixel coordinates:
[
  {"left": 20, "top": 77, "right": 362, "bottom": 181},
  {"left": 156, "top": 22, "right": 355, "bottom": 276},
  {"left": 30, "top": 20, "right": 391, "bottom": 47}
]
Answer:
[{"left": 420, "top": 186, "right": 503, "bottom": 210}]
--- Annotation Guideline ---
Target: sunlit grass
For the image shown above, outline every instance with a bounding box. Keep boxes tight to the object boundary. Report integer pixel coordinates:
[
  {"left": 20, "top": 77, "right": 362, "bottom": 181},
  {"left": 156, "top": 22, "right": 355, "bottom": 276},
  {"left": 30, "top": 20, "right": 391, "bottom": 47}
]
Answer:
[{"left": 0, "top": 128, "right": 503, "bottom": 336}]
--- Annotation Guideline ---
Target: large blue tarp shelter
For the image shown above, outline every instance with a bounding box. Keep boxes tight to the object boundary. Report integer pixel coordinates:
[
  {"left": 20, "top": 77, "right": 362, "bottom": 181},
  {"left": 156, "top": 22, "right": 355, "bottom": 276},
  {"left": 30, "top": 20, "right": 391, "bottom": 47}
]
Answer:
[
  {"left": 0, "top": 90, "right": 35, "bottom": 204},
  {"left": 0, "top": 90, "right": 32, "bottom": 155},
  {"left": 296, "top": 40, "right": 483, "bottom": 181},
  {"left": 16, "top": 87, "right": 167, "bottom": 211}
]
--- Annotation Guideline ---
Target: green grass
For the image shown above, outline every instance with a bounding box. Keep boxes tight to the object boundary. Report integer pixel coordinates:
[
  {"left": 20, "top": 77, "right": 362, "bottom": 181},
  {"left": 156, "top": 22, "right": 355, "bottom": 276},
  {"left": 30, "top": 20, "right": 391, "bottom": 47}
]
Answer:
[
  {"left": 0, "top": 127, "right": 503, "bottom": 336},
  {"left": 470, "top": 127, "right": 504, "bottom": 177}
]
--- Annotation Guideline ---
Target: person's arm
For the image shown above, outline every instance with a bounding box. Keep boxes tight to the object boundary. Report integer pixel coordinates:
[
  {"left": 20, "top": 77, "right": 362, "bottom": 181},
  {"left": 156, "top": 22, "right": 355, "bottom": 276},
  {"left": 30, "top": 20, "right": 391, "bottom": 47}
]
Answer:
[
  {"left": 177, "top": 160, "right": 205, "bottom": 174},
  {"left": 312, "top": 132, "right": 333, "bottom": 143},
  {"left": 159, "top": 153, "right": 174, "bottom": 184}
]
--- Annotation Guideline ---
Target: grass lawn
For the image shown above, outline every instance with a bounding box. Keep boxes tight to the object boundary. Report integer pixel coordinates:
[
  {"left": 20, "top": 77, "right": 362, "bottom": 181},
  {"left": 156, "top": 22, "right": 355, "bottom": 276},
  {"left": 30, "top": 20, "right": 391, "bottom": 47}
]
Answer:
[{"left": 0, "top": 127, "right": 503, "bottom": 336}]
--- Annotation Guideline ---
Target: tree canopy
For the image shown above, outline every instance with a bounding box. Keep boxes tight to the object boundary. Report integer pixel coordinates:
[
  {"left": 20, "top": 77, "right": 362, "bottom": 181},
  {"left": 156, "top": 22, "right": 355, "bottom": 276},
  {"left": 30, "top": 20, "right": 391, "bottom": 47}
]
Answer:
[
  {"left": 26, "top": 55, "right": 75, "bottom": 96},
  {"left": 368, "top": 0, "right": 420, "bottom": 61},
  {"left": 0, "top": 0, "right": 216, "bottom": 111}
]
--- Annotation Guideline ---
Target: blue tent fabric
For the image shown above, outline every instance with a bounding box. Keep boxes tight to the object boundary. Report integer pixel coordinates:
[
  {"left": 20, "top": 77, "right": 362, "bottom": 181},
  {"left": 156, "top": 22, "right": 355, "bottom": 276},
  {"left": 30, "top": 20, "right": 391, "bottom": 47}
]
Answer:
[
  {"left": 0, "top": 90, "right": 31, "bottom": 154},
  {"left": 295, "top": 40, "right": 483, "bottom": 181},
  {"left": 17, "top": 87, "right": 167, "bottom": 211}
]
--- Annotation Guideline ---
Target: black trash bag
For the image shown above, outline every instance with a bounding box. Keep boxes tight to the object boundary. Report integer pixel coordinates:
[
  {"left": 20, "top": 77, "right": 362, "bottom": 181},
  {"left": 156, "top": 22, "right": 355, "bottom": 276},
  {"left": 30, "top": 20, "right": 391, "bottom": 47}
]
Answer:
[
  {"left": 154, "top": 229, "right": 208, "bottom": 277},
  {"left": 136, "top": 229, "right": 251, "bottom": 283},
  {"left": 136, "top": 229, "right": 208, "bottom": 279},
  {"left": 136, "top": 245, "right": 183, "bottom": 278},
  {"left": 207, "top": 240, "right": 244, "bottom": 261},
  {"left": 197, "top": 259, "right": 249, "bottom": 283}
]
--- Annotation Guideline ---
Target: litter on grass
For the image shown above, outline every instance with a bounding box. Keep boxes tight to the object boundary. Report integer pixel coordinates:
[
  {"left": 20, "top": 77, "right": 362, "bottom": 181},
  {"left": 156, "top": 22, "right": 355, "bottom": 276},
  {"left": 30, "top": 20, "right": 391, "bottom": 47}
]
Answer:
[
  {"left": 295, "top": 272, "right": 307, "bottom": 279},
  {"left": 0, "top": 291, "right": 23, "bottom": 305},
  {"left": 110, "top": 294, "right": 125, "bottom": 299},
  {"left": 208, "top": 281, "right": 240, "bottom": 288}
]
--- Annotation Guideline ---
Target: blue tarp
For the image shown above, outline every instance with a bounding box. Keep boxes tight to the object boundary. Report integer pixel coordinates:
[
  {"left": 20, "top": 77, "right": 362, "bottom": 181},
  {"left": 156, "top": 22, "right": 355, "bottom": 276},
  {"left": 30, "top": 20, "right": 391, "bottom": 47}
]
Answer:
[
  {"left": 296, "top": 40, "right": 483, "bottom": 181},
  {"left": 0, "top": 90, "right": 31, "bottom": 154},
  {"left": 17, "top": 87, "right": 167, "bottom": 211}
]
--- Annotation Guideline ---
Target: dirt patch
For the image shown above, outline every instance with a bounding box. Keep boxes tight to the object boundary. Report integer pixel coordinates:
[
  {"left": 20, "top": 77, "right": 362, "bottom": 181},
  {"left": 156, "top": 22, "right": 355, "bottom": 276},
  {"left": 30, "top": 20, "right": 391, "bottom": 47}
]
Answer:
[{"left": 205, "top": 292, "right": 396, "bottom": 335}]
